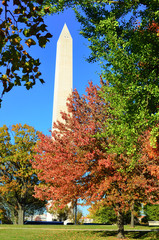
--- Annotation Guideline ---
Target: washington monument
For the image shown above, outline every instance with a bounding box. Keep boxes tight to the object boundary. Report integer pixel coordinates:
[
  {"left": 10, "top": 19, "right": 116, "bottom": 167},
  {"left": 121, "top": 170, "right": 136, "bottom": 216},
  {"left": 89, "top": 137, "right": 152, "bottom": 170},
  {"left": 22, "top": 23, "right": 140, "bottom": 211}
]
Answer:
[{"left": 52, "top": 24, "right": 73, "bottom": 129}]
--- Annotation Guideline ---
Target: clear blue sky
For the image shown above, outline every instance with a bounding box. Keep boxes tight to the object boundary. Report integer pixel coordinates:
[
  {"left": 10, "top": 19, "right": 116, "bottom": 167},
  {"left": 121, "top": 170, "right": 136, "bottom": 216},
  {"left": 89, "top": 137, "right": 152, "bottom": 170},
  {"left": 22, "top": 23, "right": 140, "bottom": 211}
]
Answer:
[{"left": 0, "top": 8, "right": 101, "bottom": 216}]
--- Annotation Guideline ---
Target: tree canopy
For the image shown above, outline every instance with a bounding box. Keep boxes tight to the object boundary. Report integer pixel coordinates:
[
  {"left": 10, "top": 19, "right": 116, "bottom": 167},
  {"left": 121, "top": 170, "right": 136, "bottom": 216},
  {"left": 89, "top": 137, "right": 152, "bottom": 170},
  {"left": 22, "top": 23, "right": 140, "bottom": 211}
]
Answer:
[
  {"left": 0, "top": 0, "right": 52, "bottom": 106},
  {"left": 0, "top": 123, "right": 46, "bottom": 224},
  {"left": 34, "top": 82, "right": 159, "bottom": 238},
  {"left": 34, "top": 82, "right": 109, "bottom": 206},
  {"left": 81, "top": 1, "right": 159, "bottom": 157}
]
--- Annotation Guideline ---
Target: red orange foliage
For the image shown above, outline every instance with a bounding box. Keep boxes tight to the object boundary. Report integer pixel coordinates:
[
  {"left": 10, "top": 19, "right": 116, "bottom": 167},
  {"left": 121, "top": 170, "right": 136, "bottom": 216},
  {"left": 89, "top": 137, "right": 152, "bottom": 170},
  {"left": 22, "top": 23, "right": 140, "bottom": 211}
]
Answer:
[
  {"left": 148, "top": 21, "right": 159, "bottom": 35},
  {"left": 33, "top": 83, "right": 159, "bottom": 211},
  {"left": 139, "top": 129, "right": 159, "bottom": 191}
]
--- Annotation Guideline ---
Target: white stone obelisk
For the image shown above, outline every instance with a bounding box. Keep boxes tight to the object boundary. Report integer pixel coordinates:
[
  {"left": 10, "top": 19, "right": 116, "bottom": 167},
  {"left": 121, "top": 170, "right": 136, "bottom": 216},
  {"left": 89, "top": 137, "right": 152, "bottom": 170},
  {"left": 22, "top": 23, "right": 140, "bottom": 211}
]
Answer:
[
  {"left": 46, "top": 25, "right": 73, "bottom": 221},
  {"left": 52, "top": 24, "right": 73, "bottom": 130}
]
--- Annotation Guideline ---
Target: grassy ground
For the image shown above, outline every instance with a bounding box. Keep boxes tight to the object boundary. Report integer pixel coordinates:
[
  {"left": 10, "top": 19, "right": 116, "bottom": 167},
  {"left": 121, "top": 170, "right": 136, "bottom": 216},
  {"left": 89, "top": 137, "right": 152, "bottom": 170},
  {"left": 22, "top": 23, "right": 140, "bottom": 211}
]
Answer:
[{"left": 0, "top": 225, "right": 158, "bottom": 240}]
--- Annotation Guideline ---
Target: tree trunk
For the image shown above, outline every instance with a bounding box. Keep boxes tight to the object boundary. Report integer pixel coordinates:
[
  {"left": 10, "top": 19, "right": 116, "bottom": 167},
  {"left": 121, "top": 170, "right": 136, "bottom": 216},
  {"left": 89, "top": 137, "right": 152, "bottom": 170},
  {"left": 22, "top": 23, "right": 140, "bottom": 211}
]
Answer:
[
  {"left": 74, "top": 200, "right": 77, "bottom": 225},
  {"left": 131, "top": 204, "right": 135, "bottom": 228},
  {"left": 117, "top": 211, "right": 125, "bottom": 239},
  {"left": 11, "top": 209, "right": 17, "bottom": 224},
  {"left": 13, "top": 215, "right": 17, "bottom": 225},
  {"left": 18, "top": 205, "right": 24, "bottom": 225}
]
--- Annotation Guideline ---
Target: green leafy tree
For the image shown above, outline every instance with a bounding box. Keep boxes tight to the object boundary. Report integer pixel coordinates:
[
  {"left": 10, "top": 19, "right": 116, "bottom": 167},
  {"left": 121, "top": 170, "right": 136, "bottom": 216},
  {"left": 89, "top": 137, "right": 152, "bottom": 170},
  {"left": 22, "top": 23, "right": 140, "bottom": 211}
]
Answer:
[
  {"left": 0, "top": 0, "right": 52, "bottom": 106},
  {"left": 0, "top": 124, "right": 46, "bottom": 225},
  {"left": 66, "top": 0, "right": 159, "bottom": 155},
  {"left": 144, "top": 204, "right": 159, "bottom": 222},
  {"left": 88, "top": 203, "right": 117, "bottom": 224},
  {"left": 88, "top": 202, "right": 140, "bottom": 225}
]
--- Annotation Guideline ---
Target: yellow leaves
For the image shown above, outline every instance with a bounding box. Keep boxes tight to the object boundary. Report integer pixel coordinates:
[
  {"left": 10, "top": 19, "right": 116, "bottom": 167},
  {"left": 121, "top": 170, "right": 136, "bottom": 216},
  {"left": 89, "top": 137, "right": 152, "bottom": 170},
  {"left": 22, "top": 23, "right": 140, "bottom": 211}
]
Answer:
[
  {"left": 2, "top": 0, "right": 7, "bottom": 6},
  {"left": 25, "top": 38, "right": 36, "bottom": 47},
  {"left": 44, "top": 7, "right": 50, "bottom": 14},
  {"left": 2, "top": 74, "right": 9, "bottom": 81},
  {"left": 12, "top": 37, "right": 20, "bottom": 45},
  {"left": 0, "top": 123, "right": 42, "bottom": 212},
  {"left": 22, "top": 50, "right": 28, "bottom": 55}
]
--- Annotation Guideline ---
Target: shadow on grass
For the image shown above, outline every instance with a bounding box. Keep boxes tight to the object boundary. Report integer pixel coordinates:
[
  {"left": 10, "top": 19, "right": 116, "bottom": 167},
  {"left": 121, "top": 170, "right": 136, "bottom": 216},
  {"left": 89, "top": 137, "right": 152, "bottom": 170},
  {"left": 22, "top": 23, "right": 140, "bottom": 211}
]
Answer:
[
  {"left": 126, "top": 231, "right": 159, "bottom": 239},
  {"left": 89, "top": 231, "right": 159, "bottom": 239},
  {"left": 89, "top": 231, "right": 118, "bottom": 239}
]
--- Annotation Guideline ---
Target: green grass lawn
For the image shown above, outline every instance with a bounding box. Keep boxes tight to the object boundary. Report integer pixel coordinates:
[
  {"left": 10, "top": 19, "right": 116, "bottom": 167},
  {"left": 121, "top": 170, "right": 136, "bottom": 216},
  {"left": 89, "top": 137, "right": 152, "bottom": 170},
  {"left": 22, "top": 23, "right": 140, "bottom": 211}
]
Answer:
[{"left": 0, "top": 225, "right": 158, "bottom": 240}]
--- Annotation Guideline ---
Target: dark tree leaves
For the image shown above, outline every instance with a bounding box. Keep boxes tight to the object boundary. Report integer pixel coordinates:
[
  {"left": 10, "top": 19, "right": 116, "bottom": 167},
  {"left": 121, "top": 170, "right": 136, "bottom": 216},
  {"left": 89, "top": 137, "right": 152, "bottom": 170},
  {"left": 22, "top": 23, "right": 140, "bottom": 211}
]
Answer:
[{"left": 0, "top": 0, "right": 52, "bottom": 106}]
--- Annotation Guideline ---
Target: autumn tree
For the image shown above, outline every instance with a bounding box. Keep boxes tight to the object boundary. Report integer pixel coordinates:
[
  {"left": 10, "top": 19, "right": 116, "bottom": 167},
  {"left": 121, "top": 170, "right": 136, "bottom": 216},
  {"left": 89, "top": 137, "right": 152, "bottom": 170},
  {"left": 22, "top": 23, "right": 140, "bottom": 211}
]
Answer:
[
  {"left": 0, "top": 0, "right": 52, "bottom": 107},
  {"left": 33, "top": 82, "right": 109, "bottom": 212},
  {"left": 34, "top": 82, "right": 159, "bottom": 238},
  {"left": 0, "top": 124, "right": 46, "bottom": 225}
]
